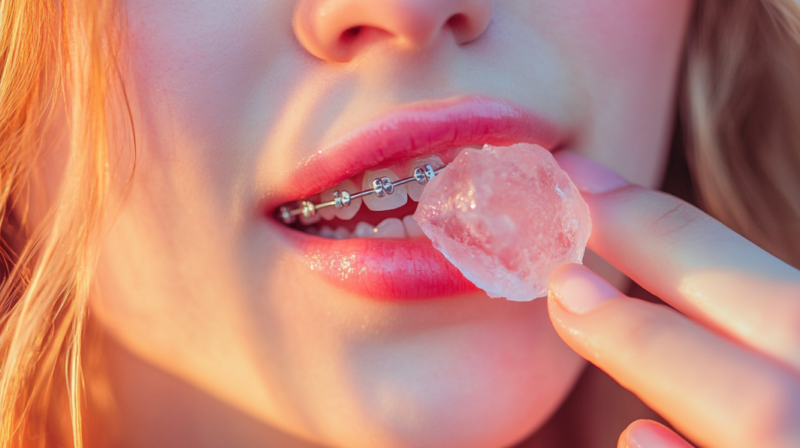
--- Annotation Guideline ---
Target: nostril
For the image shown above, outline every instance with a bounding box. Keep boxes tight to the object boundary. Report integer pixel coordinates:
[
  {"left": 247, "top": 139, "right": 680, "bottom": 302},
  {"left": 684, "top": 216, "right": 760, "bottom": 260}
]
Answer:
[
  {"left": 445, "top": 13, "right": 486, "bottom": 45},
  {"left": 446, "top": 13, "right": 468, "bottom": 30},
  {"left": 340, "top": 26, "right": 362, "bottom": 46},
  {"left": 337, "top": 26, "right": 393, "bottom": 56},
  {"left": 344, "top": 26, "right": 361, "bottom": 38},
  {"left": 294, "top": 0, "right": 494, "bottom": 62}
]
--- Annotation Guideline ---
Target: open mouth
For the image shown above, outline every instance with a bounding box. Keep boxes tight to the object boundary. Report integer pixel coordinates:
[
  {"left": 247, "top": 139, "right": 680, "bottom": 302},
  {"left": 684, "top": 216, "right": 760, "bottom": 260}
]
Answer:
[
  {"left": 267, "top": 95, "right": 563, "bottom": 300},
  {"left": 278, "top": 145, "right": 484, "bottom": 240}
]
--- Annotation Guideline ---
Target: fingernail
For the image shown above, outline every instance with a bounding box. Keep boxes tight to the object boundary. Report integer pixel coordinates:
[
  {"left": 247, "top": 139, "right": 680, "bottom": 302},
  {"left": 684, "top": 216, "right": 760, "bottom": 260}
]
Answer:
[
  {"left": 554, "top": 152, "right": 629, "bottom": 194},
  {"left": 548, "top": 264, "right": 621, "bottom": 314},
  {"left": 625, "top": 421, "right": 692, "bottom": 448}
]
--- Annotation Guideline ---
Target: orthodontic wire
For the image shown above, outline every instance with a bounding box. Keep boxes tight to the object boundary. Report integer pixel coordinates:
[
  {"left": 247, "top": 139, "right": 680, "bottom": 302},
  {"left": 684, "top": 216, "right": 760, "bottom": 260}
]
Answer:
[{"left": 278, "top": 163, "right": 449, "bottom": 224}]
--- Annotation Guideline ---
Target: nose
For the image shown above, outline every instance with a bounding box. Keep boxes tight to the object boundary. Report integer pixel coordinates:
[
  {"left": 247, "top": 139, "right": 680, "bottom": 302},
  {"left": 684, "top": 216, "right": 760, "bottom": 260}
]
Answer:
[{"left": 293, "top": 0, "right": 494, "bottom": 62}]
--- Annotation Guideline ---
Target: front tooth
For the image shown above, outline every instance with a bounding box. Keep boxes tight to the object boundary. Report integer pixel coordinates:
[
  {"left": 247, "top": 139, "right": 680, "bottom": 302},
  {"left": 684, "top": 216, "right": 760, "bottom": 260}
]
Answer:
[
  {"left": 406, "top": 155, "right": 444, "bottom": 202},
  {"left": 319, "top": 179, "right": 362, "bottom": 220},
  {"left": 374, "top": 218, "right": 407, "bottom": 238},
  {"left": 402, "top": 215, "right": 426, "bottom": 239},
  {"left": 318, "top": 226, "right": 336, "bottom": 239},
  {"left": 362, "top": 168, "right": 407, "bottom": 211},
  {"left": 354, "top": 221, "right": 377, "bottom": 238},
  {"left": 318, "top": 190, "right": 336, "bottom": 221},
  {"left": 333, "top": 227, "right": 351, "bottom": 239}
]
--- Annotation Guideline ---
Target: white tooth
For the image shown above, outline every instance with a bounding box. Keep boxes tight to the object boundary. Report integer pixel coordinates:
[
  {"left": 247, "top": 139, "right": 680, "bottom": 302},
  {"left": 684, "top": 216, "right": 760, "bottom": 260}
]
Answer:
[
  {"left": 300, "top": 212, "right": 322, "bottom": 225},
  {"left": 333, "top": 227, "right": 351, "bottom": 240},
  {"left": 354, "top": 222, "right": 377, "bottom": 239},
  {"left": 317, "top": 190, "right": 336, "bottom": 221},
  {"left": 319, "top": 179, "right": 362, "bottom": 221},
  {"left": 402, "top": 215, "right": 426, "bottom": 239},
  {"left": 406, "top": 155, "right": 444, "bottom": 202},
  {"left": 318, "top": 226, "right": 336, "bottom": 239},
  {"left": 362, "top": 168, "right": 407, "bottom": 211},
  {"left": 374, "top": 218, "right": 407, "bottom": 239}
]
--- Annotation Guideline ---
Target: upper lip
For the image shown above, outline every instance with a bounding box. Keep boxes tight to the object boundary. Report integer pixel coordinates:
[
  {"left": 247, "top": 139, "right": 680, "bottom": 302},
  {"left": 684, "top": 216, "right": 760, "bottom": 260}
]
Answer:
[{"left": 267, "top": 95, "right": 565, "bottom": 214}]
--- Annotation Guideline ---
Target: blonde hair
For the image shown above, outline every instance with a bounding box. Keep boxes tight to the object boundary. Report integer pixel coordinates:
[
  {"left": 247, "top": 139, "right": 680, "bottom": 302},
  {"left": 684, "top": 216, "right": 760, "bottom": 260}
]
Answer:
[
  {"left": 0, "top": 1, "right": 799, "bottom": 447},
  {"left": 0, "top": 1, "right": 117, "bottom": 446}
]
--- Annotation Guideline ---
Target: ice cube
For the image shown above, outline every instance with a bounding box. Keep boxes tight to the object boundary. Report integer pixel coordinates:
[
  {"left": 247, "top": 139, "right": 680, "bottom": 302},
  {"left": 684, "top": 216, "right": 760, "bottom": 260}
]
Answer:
[{"left": 413, "top": 143, "right": 591, "bottom": 302}]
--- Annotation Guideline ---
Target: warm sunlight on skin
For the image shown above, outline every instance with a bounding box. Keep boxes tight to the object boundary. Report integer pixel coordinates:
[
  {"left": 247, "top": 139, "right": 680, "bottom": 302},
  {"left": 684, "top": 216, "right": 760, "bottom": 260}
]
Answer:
[
  {"left": 546, "top": 153, "right": 800, "bottom": 448},
  {"left": 82, "top": 1, "right": 693, "bottom": 447}
]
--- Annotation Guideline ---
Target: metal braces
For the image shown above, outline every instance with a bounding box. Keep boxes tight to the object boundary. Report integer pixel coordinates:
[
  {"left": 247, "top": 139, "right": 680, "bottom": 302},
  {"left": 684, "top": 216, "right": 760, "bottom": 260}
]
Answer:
[{"left": 279, "top": 163, "right": 449, "bottom": 224}]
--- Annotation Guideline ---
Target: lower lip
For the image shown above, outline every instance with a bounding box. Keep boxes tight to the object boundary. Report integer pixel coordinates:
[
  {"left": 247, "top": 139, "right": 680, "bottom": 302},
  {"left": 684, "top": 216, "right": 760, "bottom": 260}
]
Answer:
[{"left": 273, "top": 221, "right": 480, "bottom": 301}]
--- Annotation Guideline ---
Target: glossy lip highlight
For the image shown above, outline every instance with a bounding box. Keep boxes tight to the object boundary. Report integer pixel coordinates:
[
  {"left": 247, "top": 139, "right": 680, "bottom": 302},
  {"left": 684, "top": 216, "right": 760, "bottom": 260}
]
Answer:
[
  {"left": 270, "top": 95, "right": 566, "bottom": 301},
  {"left": 273, "top": 222, "right": 481, "bottom": 300}
]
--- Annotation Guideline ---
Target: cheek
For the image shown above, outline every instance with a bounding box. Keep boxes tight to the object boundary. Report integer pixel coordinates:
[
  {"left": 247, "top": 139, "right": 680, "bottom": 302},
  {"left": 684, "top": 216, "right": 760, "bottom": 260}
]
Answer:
[
  {"left": 532, "top": 0, "right": 693, "bottom": 188},
  {"left": 123, "top": 0, "right": 297, "bottom": 164},
  {"left": 561, "top": 1, "right": 693, "bottom": 72}
]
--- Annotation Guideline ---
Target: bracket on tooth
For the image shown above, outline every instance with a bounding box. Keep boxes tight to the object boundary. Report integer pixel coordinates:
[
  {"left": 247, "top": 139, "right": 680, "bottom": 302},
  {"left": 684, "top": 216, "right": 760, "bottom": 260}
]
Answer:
[
  {"left": 278, "top": 163, "right": 449, "bottom": 225},
  {"left": 333, "top": 190, "right": 351, "bottom": 208},
  {"left": 300, "top": 201, "right": 316, "bottom": 218},
  {"left": 414, "top": 165, "right": 436, "bottom": 184},
  {"left": 279, "top": 205, "right": 298, "bottom": 224},
  {"left": 372, "top": 176, "right": 395, "bottom": 197}
]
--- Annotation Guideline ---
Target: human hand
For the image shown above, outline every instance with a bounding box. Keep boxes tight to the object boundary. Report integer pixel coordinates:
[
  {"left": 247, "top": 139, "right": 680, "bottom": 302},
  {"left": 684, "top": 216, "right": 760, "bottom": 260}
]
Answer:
[{"left": 548, "top": 153, "right": 800, "bottom": 448}]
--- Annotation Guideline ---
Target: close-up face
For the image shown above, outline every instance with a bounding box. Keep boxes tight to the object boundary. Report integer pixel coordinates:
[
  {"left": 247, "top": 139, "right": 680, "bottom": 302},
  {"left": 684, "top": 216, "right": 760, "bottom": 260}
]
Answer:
[{"left": 90, "top": 1, "right": 694, "bottom": 447}]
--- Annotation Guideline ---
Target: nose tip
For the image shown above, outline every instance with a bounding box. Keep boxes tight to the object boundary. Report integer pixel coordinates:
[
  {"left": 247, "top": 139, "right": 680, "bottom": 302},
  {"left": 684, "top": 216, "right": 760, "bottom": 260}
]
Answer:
[{"left": 293, "top": 0, "right": 494, "bottom": 62}]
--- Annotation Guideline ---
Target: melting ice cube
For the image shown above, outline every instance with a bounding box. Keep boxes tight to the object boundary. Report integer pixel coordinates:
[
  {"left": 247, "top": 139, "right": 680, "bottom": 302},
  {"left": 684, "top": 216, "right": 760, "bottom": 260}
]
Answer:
[{"left": 413, "top": 143, "right": 591, "bottom": 302}]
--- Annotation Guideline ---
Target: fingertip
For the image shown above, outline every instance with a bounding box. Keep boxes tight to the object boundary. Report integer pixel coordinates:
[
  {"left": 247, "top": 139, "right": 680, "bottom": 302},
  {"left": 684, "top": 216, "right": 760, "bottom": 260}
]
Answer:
[
  {"left": 548, "top": 262, "right": 584, "bottom": 283},
  {"left": 623, "top": 420, "right": 693, "bottom": 448},
  {"left": 548, "top": 263, "right": 623, "bottom": 314},
  {"left": 553, "top": 152, "right": 630, "bottom": 194},
  {"left": 618, "top": 425, "right": 632, "bottom": 448}
]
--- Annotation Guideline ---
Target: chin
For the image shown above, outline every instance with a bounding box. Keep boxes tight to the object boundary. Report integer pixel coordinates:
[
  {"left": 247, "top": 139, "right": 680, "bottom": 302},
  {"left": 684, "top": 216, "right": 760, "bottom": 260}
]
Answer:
[{"left": 289, "top": 297, "right": 585, "bottom": 448}]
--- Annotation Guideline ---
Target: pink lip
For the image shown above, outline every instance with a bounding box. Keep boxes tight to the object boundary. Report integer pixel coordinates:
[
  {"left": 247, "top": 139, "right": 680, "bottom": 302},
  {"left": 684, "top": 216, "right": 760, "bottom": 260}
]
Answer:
[
  {"left": 270, "top": 95, "right": 565, "bottom": 301},
  {"left": 272, "top": 95, "right": 562, "bottom": 205},
  {"left": 274, "top": 223, "right": 481, "bottom": 300}
]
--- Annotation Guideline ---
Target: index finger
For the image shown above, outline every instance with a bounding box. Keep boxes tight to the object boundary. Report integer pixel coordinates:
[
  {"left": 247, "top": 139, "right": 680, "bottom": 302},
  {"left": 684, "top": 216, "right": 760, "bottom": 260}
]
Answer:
[{"left": 555, "top": 152, "right": 800, "bottom": 369}]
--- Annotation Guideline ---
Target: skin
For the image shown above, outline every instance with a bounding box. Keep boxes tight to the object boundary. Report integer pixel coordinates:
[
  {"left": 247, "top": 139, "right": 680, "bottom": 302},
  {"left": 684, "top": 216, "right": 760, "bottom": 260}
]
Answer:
[
  {"left": 547, "top": 157, "right": 800, "bottom": 448},
  {"left": 82, "top": 0, "right": 702, "bottom": 447}
]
